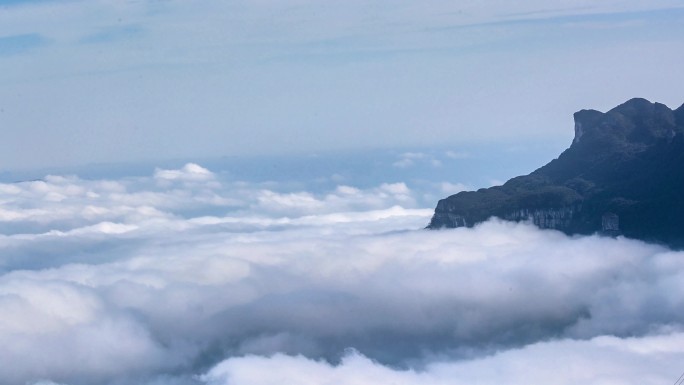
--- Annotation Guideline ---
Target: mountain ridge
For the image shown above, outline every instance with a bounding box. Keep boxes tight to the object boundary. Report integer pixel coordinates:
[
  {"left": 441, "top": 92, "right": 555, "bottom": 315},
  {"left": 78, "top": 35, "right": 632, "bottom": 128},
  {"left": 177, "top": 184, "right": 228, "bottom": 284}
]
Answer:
[{"left": 428, "top": 98, "right": 684, "bottom": 249}]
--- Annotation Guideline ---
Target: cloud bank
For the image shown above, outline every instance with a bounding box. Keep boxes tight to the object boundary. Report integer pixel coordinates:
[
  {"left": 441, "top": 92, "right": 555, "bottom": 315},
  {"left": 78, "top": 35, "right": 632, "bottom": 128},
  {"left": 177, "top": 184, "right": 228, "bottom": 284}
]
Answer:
[
  {"left": 203, "top": 333, "right": 684, "bottom": 385},
  {"left": 1, "top": 164, "right": 683, "bottom": 385}
]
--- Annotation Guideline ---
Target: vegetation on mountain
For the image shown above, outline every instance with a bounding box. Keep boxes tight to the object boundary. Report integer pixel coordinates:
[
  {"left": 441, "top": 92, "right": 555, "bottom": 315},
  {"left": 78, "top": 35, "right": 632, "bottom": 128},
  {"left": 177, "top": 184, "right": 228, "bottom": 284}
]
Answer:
[{"left": 429, "top": 98, "right": 684, "bottom": 249}]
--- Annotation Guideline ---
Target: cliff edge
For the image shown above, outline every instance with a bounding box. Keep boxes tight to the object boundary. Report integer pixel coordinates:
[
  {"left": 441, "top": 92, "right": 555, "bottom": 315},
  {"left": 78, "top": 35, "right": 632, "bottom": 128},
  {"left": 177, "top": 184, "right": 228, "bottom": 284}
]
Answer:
[{"left": 428, "top": 98, "right": 684, "bottom": 248}]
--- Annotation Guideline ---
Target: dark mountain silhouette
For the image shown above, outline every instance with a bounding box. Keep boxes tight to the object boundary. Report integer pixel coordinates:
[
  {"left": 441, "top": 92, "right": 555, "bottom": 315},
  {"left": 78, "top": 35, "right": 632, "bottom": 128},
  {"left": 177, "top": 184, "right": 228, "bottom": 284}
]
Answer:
[{"left": 428, "top": 98, "right": 684, "bottom": 249}]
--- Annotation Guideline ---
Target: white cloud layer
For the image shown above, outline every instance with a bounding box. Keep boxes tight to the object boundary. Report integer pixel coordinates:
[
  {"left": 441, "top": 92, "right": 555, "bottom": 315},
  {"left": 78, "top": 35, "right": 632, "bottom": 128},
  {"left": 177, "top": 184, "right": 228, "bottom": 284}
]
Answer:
[
  {"left": 203, "top": 333, "right": 684, "bottom": 385},
  {"left": 0, "top": 164, "right": 683, "bottom": 385}
]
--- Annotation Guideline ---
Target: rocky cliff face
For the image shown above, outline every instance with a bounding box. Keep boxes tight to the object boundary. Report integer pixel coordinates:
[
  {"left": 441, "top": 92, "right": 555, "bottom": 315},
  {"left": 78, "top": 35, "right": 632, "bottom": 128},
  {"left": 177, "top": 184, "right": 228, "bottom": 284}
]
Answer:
[{"left": 428, "top": 98, "right": 684, "bottom": 249}]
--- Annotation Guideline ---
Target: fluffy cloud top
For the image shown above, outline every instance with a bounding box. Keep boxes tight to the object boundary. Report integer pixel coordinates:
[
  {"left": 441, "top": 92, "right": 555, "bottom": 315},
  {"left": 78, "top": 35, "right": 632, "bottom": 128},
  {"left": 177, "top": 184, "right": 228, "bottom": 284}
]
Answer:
[
  {"left": 203, "top": 333, "right": 684, "bottom": 385},
  {"left": 0, "top": 164, "right": 683, "bottom": 385}
]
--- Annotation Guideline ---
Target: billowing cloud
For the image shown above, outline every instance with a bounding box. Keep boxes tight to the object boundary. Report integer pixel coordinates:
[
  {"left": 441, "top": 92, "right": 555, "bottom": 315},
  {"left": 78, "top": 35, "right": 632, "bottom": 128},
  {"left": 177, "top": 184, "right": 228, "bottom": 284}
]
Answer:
[
  {"left": 154, "top": 163, "right": 215, "bottom": 183},
  {"left": 0, "top": 164, "right": 683, "bottom": 384},
  {"left": 202, "top": 333, "right": 684, "bottom": 385},
  {"left": 439, "top": 182, "right": 470, "bottom": 195}
]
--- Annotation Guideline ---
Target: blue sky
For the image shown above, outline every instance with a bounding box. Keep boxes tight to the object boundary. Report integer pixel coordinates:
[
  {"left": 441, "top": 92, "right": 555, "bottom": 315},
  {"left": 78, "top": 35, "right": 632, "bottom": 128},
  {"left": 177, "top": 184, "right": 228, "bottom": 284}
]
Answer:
[{"left": 1, "top": 0, "right": 684, "bottom": 170}]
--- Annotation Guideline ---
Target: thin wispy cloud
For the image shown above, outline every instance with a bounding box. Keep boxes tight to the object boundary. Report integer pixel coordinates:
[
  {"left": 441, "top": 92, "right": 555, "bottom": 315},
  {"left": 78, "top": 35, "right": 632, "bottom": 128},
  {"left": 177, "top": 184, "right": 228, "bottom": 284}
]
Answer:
[
  {"left": 1, "top": 1, "right": 683, "bottom": 169},
  {"left": 0, "top": 33, "right": 49, "bottom": 56}
]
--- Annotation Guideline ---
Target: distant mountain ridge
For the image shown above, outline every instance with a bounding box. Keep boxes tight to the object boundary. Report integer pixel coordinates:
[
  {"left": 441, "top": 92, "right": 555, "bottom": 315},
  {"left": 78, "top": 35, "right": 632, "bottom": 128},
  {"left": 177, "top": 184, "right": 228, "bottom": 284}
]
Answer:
[{"left": 428, "top": 98, "right": 684, "bottom": 249}]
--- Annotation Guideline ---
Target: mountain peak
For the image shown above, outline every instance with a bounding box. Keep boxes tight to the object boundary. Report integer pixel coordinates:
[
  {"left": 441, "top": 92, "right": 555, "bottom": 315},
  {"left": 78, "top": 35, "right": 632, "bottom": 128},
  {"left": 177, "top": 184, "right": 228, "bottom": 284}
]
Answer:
[
  {"left": 610, "top": 97, "right": 654, "bottom": 113},
  {"left": 571, "top": 98, "right": 677, "bottom": 149},
  {"left": 429, "top": 98, "right": 684, "bottom": 249},
  {"left": 572, "top": 109, "right": 603, "bottom": 144}
]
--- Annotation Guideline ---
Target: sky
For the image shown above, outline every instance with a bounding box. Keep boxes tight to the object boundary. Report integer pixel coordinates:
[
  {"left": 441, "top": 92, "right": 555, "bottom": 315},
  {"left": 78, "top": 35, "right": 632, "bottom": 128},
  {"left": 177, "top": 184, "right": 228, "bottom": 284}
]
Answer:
[{"left": 1, "top": 0, "right": 684, "bottom": 170}]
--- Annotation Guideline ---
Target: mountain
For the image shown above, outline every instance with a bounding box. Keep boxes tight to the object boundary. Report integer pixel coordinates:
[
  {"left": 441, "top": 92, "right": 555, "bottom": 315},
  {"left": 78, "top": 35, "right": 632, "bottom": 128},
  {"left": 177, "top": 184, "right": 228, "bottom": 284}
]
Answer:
[{"left": 428, "top": 98, "right": 684, "bottom": 249}]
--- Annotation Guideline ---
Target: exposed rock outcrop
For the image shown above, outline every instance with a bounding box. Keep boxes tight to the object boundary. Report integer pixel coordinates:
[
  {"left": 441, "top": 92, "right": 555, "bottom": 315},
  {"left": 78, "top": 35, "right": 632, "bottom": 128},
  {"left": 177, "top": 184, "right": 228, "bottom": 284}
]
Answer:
[{"left": 428, "top": 98, "right": 684, "bottom": 248}]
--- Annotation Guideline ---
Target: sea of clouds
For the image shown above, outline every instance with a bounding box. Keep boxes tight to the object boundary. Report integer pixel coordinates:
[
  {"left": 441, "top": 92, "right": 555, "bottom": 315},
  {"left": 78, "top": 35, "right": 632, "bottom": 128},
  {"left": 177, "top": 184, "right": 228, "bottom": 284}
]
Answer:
[{"left": 1, "top": 163, "right": 684, "bottom": 385}]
